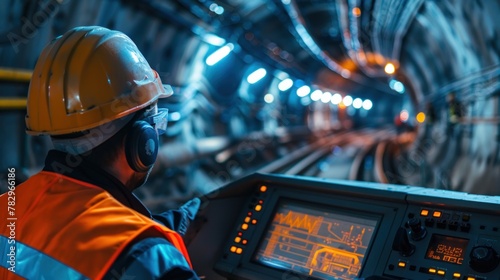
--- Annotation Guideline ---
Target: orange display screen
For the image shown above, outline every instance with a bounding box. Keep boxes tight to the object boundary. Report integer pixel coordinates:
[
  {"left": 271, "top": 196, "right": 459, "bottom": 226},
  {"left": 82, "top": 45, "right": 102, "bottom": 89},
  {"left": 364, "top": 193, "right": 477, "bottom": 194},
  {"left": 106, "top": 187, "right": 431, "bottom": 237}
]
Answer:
[
  {"left": 425, "top": 234, "right": 469, "bottom": 264},
  {"left": 254, "top": 200, "right": 378, "bottom": 280}
]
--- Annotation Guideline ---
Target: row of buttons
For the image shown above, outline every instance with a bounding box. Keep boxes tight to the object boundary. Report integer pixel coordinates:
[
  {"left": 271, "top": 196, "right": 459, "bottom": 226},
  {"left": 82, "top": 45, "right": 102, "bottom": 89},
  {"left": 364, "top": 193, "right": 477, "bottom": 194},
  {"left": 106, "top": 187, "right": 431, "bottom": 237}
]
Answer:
[
  {"left": 228, "top": 185, "right": 268, "bottom": 256},
  {"left": 420, "top": 209, "right": 471, "bottom": 222},
  {"left": 424, "top": 218, "right": 471, "bottom": 232},
  {"left": 396, "top": 262, "right": 483, "bottom": 280}
]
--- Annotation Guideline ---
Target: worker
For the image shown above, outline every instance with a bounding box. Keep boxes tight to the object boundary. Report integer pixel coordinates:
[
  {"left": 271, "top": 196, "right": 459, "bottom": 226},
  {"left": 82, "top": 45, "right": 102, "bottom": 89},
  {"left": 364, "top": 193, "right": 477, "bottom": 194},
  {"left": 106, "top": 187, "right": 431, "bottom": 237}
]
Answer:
[{"left": 0, "top": 26, "right": 200, "bottom": 279}]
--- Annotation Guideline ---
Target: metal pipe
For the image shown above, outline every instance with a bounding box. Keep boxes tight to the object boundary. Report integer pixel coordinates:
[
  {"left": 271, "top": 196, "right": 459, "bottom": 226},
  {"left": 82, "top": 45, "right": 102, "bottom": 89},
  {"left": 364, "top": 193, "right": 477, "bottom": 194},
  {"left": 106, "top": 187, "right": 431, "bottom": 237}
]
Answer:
[
  {"left": 0, "top": 98, "right": 27, "bottom": 109},
  {"left": 0, "top": 67, "right": 32, "bottom": 82}
]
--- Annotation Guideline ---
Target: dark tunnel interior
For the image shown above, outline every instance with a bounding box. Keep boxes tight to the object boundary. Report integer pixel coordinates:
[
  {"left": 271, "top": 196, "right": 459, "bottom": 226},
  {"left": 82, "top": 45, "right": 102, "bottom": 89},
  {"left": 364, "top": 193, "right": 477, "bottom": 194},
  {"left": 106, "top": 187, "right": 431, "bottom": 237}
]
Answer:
[
  {"left": 2, "top": 0, "right": 499, "bottom": 207},
  {"left": 1, "top": 1, "right": 500, "bottom": 279}
]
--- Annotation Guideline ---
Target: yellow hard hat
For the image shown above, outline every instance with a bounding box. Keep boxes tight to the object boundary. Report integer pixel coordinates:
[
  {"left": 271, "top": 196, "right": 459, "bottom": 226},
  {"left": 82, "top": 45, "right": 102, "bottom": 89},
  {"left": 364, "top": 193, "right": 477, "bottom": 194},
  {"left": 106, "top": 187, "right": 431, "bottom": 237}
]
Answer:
[{"left": 26, "top": 26, "right": 172, "bottom": 136}]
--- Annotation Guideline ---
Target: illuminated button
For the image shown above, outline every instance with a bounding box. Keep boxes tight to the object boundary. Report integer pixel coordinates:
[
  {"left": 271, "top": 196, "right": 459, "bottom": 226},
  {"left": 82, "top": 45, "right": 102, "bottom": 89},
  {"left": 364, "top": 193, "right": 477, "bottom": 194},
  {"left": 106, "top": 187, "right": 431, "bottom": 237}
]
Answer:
[
  {"left": 437, "top": 270, "right": 445, "bottom": 276},
  {"left": 255, "top": 205, "right": 262, "bottom": 211},
  {"left": 467, "top": 277, "right": 476, "bottom": 280},
  {"left": 452, "top": 272, "right": 461, "bottom": 279},
  {"left": 241, "top": 223, "right": 249, "bottom": 230},
  {"left": 236, "top": 248, "right": 243, "bottom": 254},
  {"left": 433, "top": 211, "right": 442, "bottom": 218},
  {"left": 428, "top": 268, "right": 436, "bottom": 274},
  {"left": 234, "top": 237, "right": 241, "bottom": 243},
  {"left": 230, "top": 246, "right": 237, "bottom": 253},
  {"left": 251, "top": 219, "right": 257, "bottom": 225},
  {"left": 397, "top": 261, "right": 406, "bottom": 268},
  {"left": 247, "top": 212, "right": 252, "bottom": 216},
  {"left": 237, "top": 232, "right": 243, "bottom": 236},
  {"left": 242, "top": 239, "right": 248, "bottom": 245},
  {"left": 258, "top": 200, "right": 263, "bottom": 204},
  {"left": 244, "top": 217, "right": 251, "bottom": 223},
  {"left": 420, "top": 209, "right": 429, "bottom": 217},
  {"left": 260, "top": 185, "right": 267, "bottom": 192}
]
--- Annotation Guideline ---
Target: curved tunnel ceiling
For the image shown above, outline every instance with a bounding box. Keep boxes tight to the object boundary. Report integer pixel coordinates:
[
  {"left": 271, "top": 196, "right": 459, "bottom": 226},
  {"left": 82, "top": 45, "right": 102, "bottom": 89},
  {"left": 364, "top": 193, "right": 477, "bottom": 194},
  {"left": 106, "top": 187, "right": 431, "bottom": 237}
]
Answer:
[{"left": 145, "top": 0, "right": 500, "bottom": 109}]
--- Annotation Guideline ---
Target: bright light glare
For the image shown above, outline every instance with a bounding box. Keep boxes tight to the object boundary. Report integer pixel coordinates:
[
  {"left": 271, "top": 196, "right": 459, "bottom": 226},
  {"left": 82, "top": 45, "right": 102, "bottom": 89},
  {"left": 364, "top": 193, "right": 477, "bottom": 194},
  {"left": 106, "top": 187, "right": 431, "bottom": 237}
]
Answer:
[
  {"left": 362, "top": 99, "right": 373, "bottom": 110},
  {"left": 384, "top": 63, "right": 395, "bottom": 74},
  {"left": 264, "top": 93, "right": 274, "bottom": 103},
  {"left": 353, "top": 98, "right": 363, "bottom": 109},
  {"left": 343, "top": 95, "right": 353, "bottom": 106},
  {"left": 321, "top": 91, "right": 332, "bottom": 103},
  {"left": 209, "top": 3, "right": 224, "bottom": 14},
  {"left": 206, "top": 43, "right": 233, "bottom": 66},
  {"left": 170, "top": 111, "right": 181, "bottom": 121},
  {"left": 215, "top": 6, "right": 224, "bottom": 15},
  {"left": 278, "top": 78, "right": 293, "bottom": 91},
  {"left": 416, "top": 112, "right": 426, "bottom": 123},
  {"left": 393, "top": 81, "right": 405, "bottom": 93},
  {"left": 296, "top": 85, "right": 311, "bottom": 97},
  {"left": 247, "top": 68, "right": 267, "bottom": 84},
  {"left": 310, "top": 90, "right": 322, "bottom": 101},
  {"left": 400, "top": 110, "right": 409, "bottom": 122},
  {"left": 331, "top": 93, "right": 342, "bottom": 104},
  {"left": 203, "top": 33, "right": 225, "bottom": 46}
]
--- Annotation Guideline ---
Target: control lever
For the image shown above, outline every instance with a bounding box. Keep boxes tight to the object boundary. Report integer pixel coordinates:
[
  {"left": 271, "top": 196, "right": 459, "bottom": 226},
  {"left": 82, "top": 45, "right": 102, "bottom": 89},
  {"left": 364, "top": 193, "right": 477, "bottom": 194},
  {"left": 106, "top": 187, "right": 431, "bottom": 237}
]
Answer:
[
  {"left": 392, "top": 227, "right": 415, "bottom": 257},
  {"left": 407, "top": 218, "right": 427, "bottom": 241}
]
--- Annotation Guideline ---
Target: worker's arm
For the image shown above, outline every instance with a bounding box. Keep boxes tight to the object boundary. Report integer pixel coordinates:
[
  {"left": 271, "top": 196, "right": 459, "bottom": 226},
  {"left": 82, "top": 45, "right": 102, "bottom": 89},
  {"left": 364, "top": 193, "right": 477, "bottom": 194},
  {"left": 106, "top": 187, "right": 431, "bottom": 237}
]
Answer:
[{"left": 152, "top": 198, "right": 201, "bottom": 236}]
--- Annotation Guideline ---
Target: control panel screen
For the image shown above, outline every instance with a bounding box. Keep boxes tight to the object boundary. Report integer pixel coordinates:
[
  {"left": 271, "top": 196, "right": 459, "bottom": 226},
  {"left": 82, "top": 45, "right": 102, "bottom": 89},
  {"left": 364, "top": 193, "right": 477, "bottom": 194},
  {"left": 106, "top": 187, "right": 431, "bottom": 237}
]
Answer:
[
  {"left": 254, "top": 199, "right": 378, "bottom": 280},
  {"left": 425, "top": 234, "right": 469, "bottom": 265}
]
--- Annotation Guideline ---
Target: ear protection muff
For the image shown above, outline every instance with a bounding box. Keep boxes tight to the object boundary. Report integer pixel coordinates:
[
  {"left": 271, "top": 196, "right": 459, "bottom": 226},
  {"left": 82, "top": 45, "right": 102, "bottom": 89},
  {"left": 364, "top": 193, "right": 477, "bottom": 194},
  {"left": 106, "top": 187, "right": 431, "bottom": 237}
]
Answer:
[{"left": 125, "top": 120, "right": 159, "bottom": 172}]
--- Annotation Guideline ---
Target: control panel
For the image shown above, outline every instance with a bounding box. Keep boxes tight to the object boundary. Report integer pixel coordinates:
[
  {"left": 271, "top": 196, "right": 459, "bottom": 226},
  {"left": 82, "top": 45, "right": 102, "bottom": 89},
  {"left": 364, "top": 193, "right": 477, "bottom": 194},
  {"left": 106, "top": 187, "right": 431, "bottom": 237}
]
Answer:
[
  {"left": 386, "top": 204, "right": 500, "bottom": 280},
  {"left": 186, "top": 173, "right": 500, "bottom": 280}
]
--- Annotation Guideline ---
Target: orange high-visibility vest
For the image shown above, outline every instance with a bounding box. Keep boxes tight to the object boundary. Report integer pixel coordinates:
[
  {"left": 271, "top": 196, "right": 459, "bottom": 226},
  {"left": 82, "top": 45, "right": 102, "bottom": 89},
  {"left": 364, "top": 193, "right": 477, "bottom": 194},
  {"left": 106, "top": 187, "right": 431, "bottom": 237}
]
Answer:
[{"left": 0, "top": 171, "right": 192, "bottom": 280}]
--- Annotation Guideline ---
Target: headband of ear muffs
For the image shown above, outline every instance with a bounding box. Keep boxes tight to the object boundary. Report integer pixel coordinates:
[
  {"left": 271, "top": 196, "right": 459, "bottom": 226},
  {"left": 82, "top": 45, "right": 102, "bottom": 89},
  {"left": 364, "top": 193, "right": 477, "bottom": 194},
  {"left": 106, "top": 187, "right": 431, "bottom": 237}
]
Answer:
[{"left": 124, "top": 114, "right": 159, "bottom": 172}]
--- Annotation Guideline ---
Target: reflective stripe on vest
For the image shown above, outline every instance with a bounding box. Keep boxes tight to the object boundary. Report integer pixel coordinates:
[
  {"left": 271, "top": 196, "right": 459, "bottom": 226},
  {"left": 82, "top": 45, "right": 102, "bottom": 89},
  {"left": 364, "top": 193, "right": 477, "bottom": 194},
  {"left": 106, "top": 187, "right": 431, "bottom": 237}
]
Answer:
[{"left": 0, "top": 235, "right": 87, "bottom": 280}]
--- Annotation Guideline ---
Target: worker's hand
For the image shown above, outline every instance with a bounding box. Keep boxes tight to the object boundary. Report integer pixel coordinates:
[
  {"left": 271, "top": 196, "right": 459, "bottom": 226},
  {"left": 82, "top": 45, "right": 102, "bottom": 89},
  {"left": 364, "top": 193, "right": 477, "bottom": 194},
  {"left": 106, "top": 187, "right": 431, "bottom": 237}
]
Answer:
[
  {"left": 153, "top": 198, "right": 201, "bottom": 236},
  {"left": 179, "top": 197, "right": 201, "bottom": 224}
]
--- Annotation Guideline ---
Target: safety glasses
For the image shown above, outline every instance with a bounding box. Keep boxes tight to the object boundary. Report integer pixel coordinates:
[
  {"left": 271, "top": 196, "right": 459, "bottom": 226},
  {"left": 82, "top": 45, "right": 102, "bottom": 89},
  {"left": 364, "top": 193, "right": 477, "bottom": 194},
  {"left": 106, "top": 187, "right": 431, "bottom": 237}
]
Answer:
[{"left": 143, "top": 108, "right": 168, "bottom": 135}]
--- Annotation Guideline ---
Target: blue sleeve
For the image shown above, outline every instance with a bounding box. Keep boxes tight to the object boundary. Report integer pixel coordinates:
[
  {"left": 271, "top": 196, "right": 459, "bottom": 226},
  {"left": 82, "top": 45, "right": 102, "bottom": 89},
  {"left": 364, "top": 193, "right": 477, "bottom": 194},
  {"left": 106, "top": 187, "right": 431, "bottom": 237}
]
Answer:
[
  {"left": 153, "top": 198, "right": 200, "bottom": 236},
  {"left": 104, "top": 237, "right": 200, "bottom": 280}
]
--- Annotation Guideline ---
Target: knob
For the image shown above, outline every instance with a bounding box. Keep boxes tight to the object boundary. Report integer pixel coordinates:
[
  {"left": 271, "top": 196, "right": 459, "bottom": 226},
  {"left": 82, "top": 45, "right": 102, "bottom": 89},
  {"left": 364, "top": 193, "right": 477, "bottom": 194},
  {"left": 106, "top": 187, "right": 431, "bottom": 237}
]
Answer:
[
  {"left": 407, "top": 218, "right": 427, "bottom": 241},
  {"left": 469, "top": 246, "right": 500, "bottom": 273},
  {"left": 392, "top": 227, "right": 415, "bottom": 257}
]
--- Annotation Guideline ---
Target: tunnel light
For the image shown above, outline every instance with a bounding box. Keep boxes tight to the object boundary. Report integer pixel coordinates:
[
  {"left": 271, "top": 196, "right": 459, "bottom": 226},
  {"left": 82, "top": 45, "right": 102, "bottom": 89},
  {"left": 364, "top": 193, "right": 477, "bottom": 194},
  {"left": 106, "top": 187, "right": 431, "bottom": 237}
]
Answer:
[
  {"left": 170, "top": 112, "right": 181, "bottom": 121},
  {"left": 209, "top": 3, "right": 225, "bottom": 15},
  {"left": 321, "top": 91, "right": 332, "bottom": 103},
  {"left": 203, "top": 33, "right": 226, "bottom": 46},
  {"left": 247, "top": 68, "right": 267, "bottom": 84},
  {"left": 278, "top": 78, "right": 293, "bottom": 91},
  {"left": 206, "top": 43, "right": 234, "bottom": 66},
  {"left": 353, "top": 98, "right": 363, "bottom": 109},
  {"left": 400, "top": 110, "right": 409, "bottom": 122},
  {"left": 264, "top": 93, "right": 274, "bottom": 103},
  {"left": 343, "top": 95, "right": 353, "bottom": 106},
  {"left": 384, "top": 63, "right": 395, "bottom": 74},
  {"left": 352, "top": 7, "right": 361, "bottom": 17},
  {"left": 416, "top": 112, "right": 426, "bottom": 123},
  {"left": 362, "top": 99, "right": 373, "bottom": 110},
  {"left": 331, "top": 93, "right": 342, "bottom": 104},
  {"left": 296, "top": 85, "right": 311, "bottom": 97},
  {"left": 310, "top": 89, "right": 322, "bottom": 101},
  {"left": 393, "top": 81, "right": 405, "bottom": 93}
]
